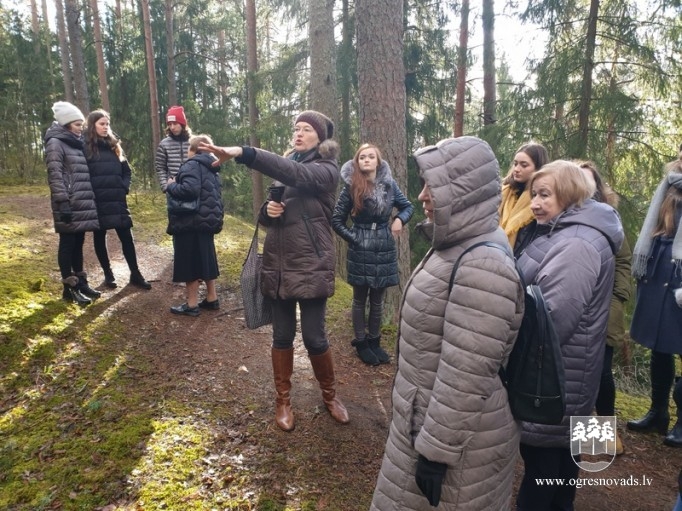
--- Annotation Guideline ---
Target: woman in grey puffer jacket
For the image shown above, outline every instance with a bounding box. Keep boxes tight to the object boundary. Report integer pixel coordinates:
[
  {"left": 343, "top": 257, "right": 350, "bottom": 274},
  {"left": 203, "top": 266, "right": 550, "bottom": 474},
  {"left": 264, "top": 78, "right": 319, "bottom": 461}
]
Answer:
[
  {"left": 371, "top": 137, "right": 524, "bottom": 511},
  {"left": 45, "top": 101, "right": 100, "bottom": 305},
  {"left": 332, "top": 143, "right": 414, "bottom": 366},
  {"left": 515, "top": 160, "right": 624, "bottom": 511}
]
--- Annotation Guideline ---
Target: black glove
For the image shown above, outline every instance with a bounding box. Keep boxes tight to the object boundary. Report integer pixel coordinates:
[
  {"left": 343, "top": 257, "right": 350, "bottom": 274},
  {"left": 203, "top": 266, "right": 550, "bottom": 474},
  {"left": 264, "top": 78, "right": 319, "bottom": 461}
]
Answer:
[
  {"left": 59, "top": 202, "right": 73, "bottom": 223},
  {"left": 415, "top": 454, "right": 448, "bottom": 507}
]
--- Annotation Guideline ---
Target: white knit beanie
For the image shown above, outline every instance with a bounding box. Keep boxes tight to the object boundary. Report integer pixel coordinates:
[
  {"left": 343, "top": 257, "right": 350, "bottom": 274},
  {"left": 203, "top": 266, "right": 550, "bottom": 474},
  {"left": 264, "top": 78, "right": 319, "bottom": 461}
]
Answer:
[{"left": 52, "top": 101, "right": 85, "bottom": 126}]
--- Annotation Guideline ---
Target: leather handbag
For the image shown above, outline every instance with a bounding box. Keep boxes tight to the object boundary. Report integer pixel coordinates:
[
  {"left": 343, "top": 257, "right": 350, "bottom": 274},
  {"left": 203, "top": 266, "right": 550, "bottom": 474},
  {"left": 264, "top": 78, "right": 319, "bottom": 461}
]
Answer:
[{"left": 240, "top": 223, "right": 273, "bottom": 329}]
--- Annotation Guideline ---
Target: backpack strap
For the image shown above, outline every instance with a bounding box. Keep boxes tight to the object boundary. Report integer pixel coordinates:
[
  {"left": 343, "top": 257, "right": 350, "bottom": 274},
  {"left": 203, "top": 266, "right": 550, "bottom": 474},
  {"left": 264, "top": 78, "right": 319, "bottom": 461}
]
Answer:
[{"left": 448, "top": 241, "right": 515, "bottom": 293}]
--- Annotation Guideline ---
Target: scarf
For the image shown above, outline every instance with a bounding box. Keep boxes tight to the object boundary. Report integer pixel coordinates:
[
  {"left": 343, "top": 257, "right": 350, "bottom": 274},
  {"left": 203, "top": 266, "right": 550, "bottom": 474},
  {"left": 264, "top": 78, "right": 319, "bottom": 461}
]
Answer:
[
  {"left": 632, "top": 171, "right": 682, "bottom": 278},
  {"left": 499, "top": 184, "right": 534, "bottom": 249}
]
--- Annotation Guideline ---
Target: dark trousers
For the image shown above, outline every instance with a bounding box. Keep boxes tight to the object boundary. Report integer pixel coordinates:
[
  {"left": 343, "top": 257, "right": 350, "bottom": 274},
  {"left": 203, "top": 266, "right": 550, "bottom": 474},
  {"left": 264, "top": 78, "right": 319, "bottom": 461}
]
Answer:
[
  {"left": 351, "top": 285, "right": 387, "bottom": 340},
  {"left": 93, "top": 227, "right": 139, "bottom": 273},
  {"left": 271, "top": 297, "right": 328, "bottom": 356},
  {"left": 516, "top": 443, "right": 580, "bottom": 511},
  {"left": 58, "top": 232, "right": 85, "bottom": 279},
  {"left": 595, "top": 345, "right": 615, "bottom": 416}
]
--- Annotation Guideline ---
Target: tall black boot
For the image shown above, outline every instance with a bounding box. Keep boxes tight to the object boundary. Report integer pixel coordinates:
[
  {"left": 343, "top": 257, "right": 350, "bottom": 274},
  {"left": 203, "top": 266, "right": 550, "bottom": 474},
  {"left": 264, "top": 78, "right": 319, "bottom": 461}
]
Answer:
[
  {"left": 102, "top": 267, "right": 117, "bottom": 288},
  {"left": 627, "top": 351, "right": 672, "bottom": 434},
  {"left": 76, "top": 271, "right": 101, "bottom": 299},
  {"left": 62, "top": 276, "right": 91, "bottom": 306},
  {"left": 665, "top": 378, "right": 682, "bottom": 447}
]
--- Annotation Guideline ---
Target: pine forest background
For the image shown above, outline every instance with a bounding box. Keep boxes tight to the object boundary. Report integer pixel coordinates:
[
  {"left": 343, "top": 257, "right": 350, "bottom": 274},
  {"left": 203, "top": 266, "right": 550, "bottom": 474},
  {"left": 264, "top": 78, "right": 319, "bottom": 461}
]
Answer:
[{"left": 1, "top": 0, "right": 681, "bottom": 314}]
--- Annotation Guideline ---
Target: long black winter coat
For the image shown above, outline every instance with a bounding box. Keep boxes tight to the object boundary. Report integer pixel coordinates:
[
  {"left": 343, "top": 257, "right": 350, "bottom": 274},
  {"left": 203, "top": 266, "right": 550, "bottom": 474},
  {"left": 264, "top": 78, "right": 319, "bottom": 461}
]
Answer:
[
  {"left": 332, "top": 160, "right": 414, "bottom": 288},
  {"left": 45, "top": 122, "right": 100, "bottom": 234},
  {"left": 630, "top": 206, "right": 682, "bottom": 354},
  {"left": 86, "top": 138, "right": 133, "bottom": 230},
  {"left": 166, "top": 152, "right": 223, "bottom": 235}
]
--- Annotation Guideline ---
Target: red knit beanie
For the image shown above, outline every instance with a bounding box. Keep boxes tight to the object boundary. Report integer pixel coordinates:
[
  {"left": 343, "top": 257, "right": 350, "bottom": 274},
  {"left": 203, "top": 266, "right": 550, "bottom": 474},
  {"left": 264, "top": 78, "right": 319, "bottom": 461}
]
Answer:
[{"left": 166, "top": 105, "right": 187, "bottom": 126}]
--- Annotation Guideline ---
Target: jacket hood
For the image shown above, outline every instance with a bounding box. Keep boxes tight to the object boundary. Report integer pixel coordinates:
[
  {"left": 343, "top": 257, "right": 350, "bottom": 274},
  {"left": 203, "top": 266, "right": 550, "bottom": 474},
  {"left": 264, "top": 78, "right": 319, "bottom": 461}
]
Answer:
[
  {"left": 541, "top": 199, "right": 624, "bottom": 255},
  {"left": 44, "top": 121, "right": 83, "bottom": 150},
  {"left": 340, "top": 159, "right": 393, "bottom": 186},
  {"left": 413, "top": 136, "right": 501, "bottom": 249},
  {"left": 318, "top": 139, "right": 340, "bottom": 161}
]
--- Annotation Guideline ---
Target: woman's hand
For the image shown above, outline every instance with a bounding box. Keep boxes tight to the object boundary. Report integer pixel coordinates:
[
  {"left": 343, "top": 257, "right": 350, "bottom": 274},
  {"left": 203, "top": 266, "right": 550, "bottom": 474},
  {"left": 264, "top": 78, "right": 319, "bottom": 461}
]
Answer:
[
  {"left": 198, "top": 143, "right": 242, "bottom": 166},
  {"left": 391, "top": 218, "right": 403, "bottom": 237},
  {"left": 266, "top": 200, "right": 285, "bottom": 218}
]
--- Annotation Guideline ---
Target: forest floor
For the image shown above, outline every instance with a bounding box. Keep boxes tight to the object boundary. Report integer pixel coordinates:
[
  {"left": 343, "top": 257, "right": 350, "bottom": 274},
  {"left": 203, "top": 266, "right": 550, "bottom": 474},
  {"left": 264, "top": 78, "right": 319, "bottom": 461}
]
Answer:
[{"left": 1, "top": 190, "right": 681, "bottom": 510}]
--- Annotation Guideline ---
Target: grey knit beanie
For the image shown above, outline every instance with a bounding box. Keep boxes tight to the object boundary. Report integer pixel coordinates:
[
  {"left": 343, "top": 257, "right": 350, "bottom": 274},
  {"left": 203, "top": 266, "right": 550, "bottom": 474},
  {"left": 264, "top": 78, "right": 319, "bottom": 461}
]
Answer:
[
  {"left": 295, "top": 110, "right": 334, "bottom": 142},
  {"left": 52, "top": 101, "right": 85, "bottom": 126}
]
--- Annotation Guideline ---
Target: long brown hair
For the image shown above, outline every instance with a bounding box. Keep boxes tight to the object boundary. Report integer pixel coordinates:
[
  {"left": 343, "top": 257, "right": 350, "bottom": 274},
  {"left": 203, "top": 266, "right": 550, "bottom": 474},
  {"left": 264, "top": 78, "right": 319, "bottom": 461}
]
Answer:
[
  {"left": 85, "top": 109, "right": 124, "bottom": 160},
  {"left": 350, "top": 143, "right": 383, "bottom": 216},
  {"left": 502, "top": 142, "right": 549, "bottom": 187},
  {"left": 577, "top": 160, "right": 619, "bottom": 208},
  {"left": 654, "top": 160, "right": 682, "bottom": 237}
]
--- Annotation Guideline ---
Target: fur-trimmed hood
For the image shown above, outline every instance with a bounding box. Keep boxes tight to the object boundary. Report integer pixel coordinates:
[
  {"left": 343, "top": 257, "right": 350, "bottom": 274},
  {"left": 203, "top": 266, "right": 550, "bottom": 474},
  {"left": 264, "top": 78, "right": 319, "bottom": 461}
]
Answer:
[
  {"left": 339, "top": 158, "right": 393, "bottom": 185},
  {"left": 317, "top": 139, "right": 340, "bottom": 161}
]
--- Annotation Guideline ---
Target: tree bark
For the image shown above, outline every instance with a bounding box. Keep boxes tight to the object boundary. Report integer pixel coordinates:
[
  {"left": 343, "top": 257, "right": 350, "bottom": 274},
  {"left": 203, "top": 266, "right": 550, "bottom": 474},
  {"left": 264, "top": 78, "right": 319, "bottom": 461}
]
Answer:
[
  {"left": 141, "top": 0, "right": 161, "bottom": 157},
  {"left": 482, "top": 0, "right": 496, "bottom": 126},
  {"left": 64, "top": 0, "right": 90, "bottom": 113},
  {"left": 576, "top": 0, "right": 600, "bottom": 158},
  {"left": 356, "top": 0, "right": 409, "bottom": 323},
  {"left": 454, "top": 0, "right": 469, "bottom": 137},
  {"left": 165, "top": 0, "right": 177, "bottom": 106},
  {"left": 246, "top": 0, "right": 264, "bottom": 221},
  {"left": 55, "top": 0, "right": 74, "bottom": 102},
  {"left": 309, "top": 0, "right": 337, "bottom": 117},
  {"left": 90, "top": 0, "right": 110, "bottom": 111}
]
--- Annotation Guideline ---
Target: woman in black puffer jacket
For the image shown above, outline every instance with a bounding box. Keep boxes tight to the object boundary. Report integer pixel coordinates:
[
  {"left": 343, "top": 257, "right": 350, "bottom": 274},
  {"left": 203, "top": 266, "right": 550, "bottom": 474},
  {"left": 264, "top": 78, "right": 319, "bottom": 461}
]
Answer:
[
  {"left": 85, "top": 109, "right": 150, "bottom": 290},
  {"left": 332, "top": 143, "right": 414, "bottom": 365},
  {"left": 166, "top": 134, "right": 224, "bottom": 317}
]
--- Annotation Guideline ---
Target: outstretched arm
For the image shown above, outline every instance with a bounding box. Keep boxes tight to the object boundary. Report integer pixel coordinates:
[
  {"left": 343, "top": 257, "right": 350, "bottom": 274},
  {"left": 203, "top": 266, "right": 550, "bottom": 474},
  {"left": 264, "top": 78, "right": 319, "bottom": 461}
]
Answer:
[{"left": 198, "top": 143, "right": 242, "bottom": 166}]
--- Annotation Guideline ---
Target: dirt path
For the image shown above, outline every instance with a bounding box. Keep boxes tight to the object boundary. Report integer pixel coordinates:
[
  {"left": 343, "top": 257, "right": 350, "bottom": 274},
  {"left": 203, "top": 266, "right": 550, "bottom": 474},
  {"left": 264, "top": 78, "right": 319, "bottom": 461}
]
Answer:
[{"left": 7, "top": 193, "right": 682, "bottom": 510}]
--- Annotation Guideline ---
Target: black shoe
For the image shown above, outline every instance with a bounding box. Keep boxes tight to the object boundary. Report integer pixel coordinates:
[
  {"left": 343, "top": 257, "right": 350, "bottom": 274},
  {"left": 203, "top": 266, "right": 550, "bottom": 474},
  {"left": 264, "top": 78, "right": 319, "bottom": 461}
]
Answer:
[
  {"left": 103, "top": 269, "right": 117, "bottom": 288},
  {"left": 76, "top": 272, "right": 102, "bottom": 299},
  {"left": 199, "top": 298, "right": 220, "bottom": 310},
  {"left": 367, "top": 336, "right": 391, "bottom": 364},
  {"left": 351, "top": 338, "right": 380, "bottom": 366},
  {"left": 627, "top": 409, "right": 670, "bottom": 435},
  {"left": 62, "top": 285, "right": 92, "bottom": 306},
  {"left": 130, "top": 272, "right": 152, "bottom": 290},
  {"left": 664, "top": 421, "right": 682, "bottom": 447},
  {"left": 170, "top": 303, "right": 200, "bottom": 317}
]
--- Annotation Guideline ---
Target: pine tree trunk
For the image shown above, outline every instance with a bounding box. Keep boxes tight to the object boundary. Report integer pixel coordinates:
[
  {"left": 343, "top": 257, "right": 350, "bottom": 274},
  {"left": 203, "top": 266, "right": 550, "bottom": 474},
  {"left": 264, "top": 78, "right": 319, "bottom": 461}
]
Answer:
[
  {"left": 454, "top": 0, "right": 469, "bottom": 137},
  {"left": 246, "top": 0, "right": 264, "bottom": 221},
  {"left": 90, "top": 0, "right": 110, "bottom": 111},
  {"left": 482, "top": 0, "right": 496, "bottom": 126},
  {"left": 64, "top": 0, "right": 90, "bottom": 112},
  {"left": 356, "top": 0, "right": 409, "bottom": 324},
  {"left": 55, "top": 0, "right": 74, "bottom": 102},
  {"left": 165, "top": 0, "right": 177, "bottom": 106},
  {"left": 141, "top": 0, "right": 161, "bottom": 169}
]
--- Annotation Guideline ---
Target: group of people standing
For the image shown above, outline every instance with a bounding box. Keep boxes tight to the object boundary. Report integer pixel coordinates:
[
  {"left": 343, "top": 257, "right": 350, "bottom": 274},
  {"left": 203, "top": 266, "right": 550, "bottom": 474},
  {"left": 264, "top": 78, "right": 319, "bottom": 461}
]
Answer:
[
  {"left": 45, "top": 99, "right": 682, "bottom": 509},
  {"left": 45, "top": 101, "right": 150, "bottom": 306}
]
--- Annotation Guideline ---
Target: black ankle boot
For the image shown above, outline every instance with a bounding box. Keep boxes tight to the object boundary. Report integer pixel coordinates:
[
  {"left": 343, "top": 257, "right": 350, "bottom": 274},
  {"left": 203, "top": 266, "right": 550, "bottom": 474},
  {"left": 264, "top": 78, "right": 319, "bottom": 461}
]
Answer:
[
  {"left": 103, "top": 268, "right": 117, "bottom": 289},
  {"left": 664, "top": 421, "right": 682, "bottom": 447},
  {"left": 351, "top": 338, "right": 380, "bottom": 366},
  {"left": 129, "top": 270, "right": 152, "bottom": 290},
  {"left": 62, "top": 277, "right": 91, "bottom": 306},
  {"left": 367, "top": 336, "right": 391, "bottom": 364},
  {"left": 76, "top": 272, "right": 101, "bottom": 299},
  {"left": 627, "top": 408, "right": 670, "bottom": 434}
]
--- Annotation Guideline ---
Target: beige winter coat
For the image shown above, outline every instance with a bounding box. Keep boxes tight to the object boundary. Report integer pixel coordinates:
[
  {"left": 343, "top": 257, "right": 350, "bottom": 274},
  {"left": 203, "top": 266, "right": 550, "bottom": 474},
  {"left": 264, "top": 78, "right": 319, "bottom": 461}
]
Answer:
[{"left": 370, "top": 137, "right": 524, "bottom": 511}]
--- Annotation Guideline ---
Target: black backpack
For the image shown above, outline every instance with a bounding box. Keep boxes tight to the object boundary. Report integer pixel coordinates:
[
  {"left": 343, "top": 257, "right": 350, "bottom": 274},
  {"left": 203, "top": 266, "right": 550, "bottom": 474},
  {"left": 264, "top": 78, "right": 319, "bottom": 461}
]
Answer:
[{"left": 448, "top": 241, "right": 566, "bottom": 425}]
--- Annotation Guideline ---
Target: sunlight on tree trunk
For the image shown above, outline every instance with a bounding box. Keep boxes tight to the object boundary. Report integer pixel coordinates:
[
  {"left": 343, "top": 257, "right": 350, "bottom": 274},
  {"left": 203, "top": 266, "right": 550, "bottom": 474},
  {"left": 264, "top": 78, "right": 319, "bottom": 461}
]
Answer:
[
  {"left": 90, "top": 0, "right": 110, "bottom": 111},
  {"left": 141, "top": 0, "right": 161, "bottom": 169},
  {"left": 55, "top": 0, "right": 74, "bottom": 102},
  {"left": 64, "top": 0, "right": 90, "bottom": 112}
]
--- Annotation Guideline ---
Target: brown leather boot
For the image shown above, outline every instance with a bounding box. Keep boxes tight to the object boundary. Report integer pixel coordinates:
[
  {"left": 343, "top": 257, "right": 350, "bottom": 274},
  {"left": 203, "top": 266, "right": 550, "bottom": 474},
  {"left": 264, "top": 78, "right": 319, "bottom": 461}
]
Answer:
[
  {"left": 272, "top": 347, "right": 295, "bottom": 432},
  {"left": 309, "top": 349, "right": 350, "bottom": 424}
]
